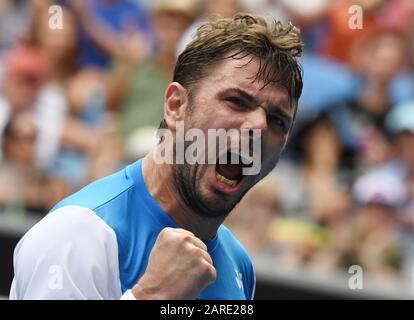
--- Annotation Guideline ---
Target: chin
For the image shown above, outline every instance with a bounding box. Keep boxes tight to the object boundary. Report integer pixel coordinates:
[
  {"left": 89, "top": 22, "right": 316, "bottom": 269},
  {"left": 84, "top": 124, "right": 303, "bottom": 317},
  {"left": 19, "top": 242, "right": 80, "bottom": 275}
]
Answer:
[{"left": 195, "top": 168, "right": 250, "bottom": 217}]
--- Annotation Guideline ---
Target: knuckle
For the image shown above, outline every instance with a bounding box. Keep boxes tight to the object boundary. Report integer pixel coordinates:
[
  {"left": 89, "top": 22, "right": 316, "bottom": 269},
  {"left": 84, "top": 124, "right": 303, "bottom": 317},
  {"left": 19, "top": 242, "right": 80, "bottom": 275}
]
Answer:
[
  {"left": 185, "top": 244, "right": 200, "bottom": 257},
  {"left": 200, "top": 260, "right": 215, "bottom": 276},
  {"left": 159, "top": 227, "right": 173, "bottom": 238},
  {"left": 206, "top": 265, "right": 217, "bottom": 281},
  {"left": 204, "top": 254, "right": 213, "bottom": 265},
  {"left": 210, "top": 268, "right": 217, "bottom": 281},
  {"left": 180, "top": 234, "right": 194, "bottom": 245}
]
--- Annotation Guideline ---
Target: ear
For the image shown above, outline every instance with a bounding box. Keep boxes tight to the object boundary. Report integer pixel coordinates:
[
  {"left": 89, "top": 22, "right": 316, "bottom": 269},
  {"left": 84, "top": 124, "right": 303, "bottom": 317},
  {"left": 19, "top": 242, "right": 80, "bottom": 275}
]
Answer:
[{"left": 164, "top": 82, "right": 188, "bottom": 132}]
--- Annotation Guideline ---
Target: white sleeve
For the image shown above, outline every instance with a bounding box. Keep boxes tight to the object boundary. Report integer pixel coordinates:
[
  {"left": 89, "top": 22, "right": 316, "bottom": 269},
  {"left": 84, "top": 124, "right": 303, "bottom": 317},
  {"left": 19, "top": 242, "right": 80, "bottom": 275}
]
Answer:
[{"left": 9, "top": 205, "right": 127, "bottom": 300}]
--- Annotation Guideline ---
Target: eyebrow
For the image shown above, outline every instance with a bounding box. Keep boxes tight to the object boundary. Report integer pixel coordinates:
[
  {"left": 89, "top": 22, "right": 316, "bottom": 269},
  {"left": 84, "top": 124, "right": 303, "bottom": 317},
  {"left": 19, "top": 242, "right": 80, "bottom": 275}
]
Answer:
[
  {"left": 218, "top": 88, "right": 260, "bottom": 106},
  {"left": 218, "top": 87, "right": 293, "bottom": 122}
]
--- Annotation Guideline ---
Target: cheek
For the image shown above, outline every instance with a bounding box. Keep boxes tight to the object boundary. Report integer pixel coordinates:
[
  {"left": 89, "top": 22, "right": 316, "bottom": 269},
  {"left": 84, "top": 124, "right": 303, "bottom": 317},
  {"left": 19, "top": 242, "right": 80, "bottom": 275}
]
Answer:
[
  {"left": 188, "top": 107, "right": 228, "bottom": 131},
  {"left": 265, "top": 132, "right": 288, "bottom": 153},
  {"left": 259, "top": 135, "right": 287, "bottom": 166}
]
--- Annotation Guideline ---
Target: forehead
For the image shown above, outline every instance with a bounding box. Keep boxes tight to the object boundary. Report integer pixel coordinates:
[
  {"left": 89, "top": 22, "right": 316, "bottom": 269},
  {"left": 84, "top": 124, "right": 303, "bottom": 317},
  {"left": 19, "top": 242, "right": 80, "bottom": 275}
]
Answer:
[{"left": 197, "top": 55, "right": 291, "bottom": 109}]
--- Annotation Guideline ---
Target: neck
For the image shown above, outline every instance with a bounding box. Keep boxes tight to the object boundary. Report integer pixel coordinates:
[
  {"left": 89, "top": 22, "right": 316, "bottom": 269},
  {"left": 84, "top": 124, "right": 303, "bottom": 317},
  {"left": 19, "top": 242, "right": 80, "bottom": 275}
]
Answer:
[{"left": 141, "top": 150, "right": 223, "bottom": 240}]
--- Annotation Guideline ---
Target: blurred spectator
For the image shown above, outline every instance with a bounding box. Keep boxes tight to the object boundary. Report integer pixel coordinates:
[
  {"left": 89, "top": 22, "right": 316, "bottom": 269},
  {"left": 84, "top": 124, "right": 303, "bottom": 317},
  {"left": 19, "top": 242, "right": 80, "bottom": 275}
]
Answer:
[
  {"left": 226, "top": 178, "right": 281, "bottom": 256},
  {"left": 350, "top": 30, "right": 408, "bottom": 125},
  {"left": 375, "top": 100, "right": 414, "bottom": 186},
  {"left": 341, "top": 29, "right": 413, "bottom": 174},
  {"left": 176, "top": 0, "right": 242, "bottom": 56},
  {"left": 295, "top": 53, "right": 360, "bottom": 137},
  {"left": 120, "top": 0, "right": 197, "bottom": 144},
  {"left": 70, "top": 0, "right": 153, "bottom": 69},
  {"left": 0, "top": 44, "right": 71, "bottom": 172},
  {"left": 376, "top": 0, "right": 414, "bottom": 32},
  {"left": 0, "top": 113, "right": 69, "bottom": 215},
  {"left": 0, "top": 0, "right": 31, "bottom": 52},
  {"left": 32, "top": 3, "right": 77, "bottom": 85},
  {"left": 262, "top": 115, "right": 353, "bottom": 273},
  {"left": 0, "top": 45, "right": 46, "bottom": 156},
  {"left": 347, "top": 170, "right": 406, "bottom": 286},
  {"left": 20, "top": 4, "right": 125, "bottom": 188},
  {"left": 323, "top": 0, "right": 383, "bottom": 64},
  {"left": 27, "top": 5, "right": 77, "bottom": 170},
  {"left": 277, "top": 0, "right": 330, "bottom": 52},
  {"left": 383, "top": 102, "right": 414, "bottom": 288},
  {"left": 0, "top": 113, "right": 37, "bottom": 214},
  {"left": 356, "top": 122, "right": 392, "bottom": 169},
  {"left": 273, "top": 114, "right": 350, "bottom": 219},
  {"left": 57, "top": 68, "right": 123, "bottom": 188}
]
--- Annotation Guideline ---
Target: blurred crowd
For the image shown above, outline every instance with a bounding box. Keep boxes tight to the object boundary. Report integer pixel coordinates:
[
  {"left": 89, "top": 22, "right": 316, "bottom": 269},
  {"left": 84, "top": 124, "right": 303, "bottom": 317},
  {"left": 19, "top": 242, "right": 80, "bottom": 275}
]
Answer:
[{"left": 1, "top": 0, "right": 414, "bottom": 294}]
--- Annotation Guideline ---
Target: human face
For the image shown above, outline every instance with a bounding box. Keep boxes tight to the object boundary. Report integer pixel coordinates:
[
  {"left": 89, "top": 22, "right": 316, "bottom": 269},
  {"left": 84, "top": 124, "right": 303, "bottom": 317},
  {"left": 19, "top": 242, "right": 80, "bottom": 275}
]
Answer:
[
  {"left": 153, "top": 11, "right": 192, "bottom": 56},
  {"left": 173, "top": 55, "right": 295, "bottom": 219},
  {"left": 4, "top": 73, "right": 42, "bottom": 112},
  {"left": 4, "top": 113, "right": 37, "bottom": 167}
]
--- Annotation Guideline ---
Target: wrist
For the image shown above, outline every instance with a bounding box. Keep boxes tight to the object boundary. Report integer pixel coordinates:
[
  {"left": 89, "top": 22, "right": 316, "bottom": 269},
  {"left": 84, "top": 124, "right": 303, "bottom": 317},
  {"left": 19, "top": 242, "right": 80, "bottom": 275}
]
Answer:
[{"left": 132, "top": 278, "right": 164, "bottom": 300}]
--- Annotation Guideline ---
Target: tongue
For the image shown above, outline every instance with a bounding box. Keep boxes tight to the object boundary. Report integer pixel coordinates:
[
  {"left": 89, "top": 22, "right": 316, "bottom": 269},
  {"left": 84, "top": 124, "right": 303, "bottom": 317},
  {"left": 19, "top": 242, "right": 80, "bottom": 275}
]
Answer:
[{"left": 216, "top": 163, "right": 242, "bottom": 180}]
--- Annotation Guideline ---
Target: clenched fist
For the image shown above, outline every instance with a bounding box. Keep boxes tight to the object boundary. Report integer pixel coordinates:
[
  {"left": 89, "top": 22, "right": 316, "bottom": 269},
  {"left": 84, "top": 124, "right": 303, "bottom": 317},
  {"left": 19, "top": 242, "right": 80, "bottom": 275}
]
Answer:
[{"left": 131, "top": 227, "right": 217, "bottom": 300}]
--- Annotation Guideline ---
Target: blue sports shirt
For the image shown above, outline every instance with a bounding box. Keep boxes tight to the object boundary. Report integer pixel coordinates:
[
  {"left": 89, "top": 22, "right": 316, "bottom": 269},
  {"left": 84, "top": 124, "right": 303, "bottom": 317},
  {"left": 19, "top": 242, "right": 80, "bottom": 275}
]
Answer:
[{"left": 10, "top": 160, "right": 255, "bottom": 300}]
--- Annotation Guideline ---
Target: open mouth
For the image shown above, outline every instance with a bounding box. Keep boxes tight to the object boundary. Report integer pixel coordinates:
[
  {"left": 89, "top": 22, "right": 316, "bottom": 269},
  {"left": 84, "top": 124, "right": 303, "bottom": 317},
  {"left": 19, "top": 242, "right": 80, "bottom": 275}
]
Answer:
[{"left": 215, "top": 151, "right": 253, "bottom": 189}]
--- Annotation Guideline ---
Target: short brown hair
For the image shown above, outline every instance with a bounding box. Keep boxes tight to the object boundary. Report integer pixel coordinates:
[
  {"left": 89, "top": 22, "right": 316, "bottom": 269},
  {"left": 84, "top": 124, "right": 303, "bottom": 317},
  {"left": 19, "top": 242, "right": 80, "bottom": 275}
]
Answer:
[{"left": 160, "top": 13, "right": 304, "bottom": 129}]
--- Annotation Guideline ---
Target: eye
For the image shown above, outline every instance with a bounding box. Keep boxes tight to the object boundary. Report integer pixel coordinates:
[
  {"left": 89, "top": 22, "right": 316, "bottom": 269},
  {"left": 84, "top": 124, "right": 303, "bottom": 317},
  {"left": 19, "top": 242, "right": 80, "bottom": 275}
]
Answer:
[
  {"left": 226, "top": 97, "right": 248, "bottom": 108},
  {"left": 268, "top": 114, "right": 288, "bottom": 132}
]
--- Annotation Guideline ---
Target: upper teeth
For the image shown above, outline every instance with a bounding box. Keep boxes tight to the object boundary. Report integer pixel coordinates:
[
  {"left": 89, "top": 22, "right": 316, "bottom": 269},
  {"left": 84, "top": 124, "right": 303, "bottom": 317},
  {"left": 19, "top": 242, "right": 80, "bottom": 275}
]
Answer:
[
  {"left": 216, "top": 173, "right": 238, "bottom": 187},
  {"left": 219, "top": 150, "right": 252, "bottom": 166}
]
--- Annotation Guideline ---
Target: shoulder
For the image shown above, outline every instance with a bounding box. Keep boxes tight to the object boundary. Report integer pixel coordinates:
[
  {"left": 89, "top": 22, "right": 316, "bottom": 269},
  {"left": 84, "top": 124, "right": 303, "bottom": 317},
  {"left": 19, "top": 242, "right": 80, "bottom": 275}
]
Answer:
[
  {"left": 48, "top": 162, "right": 143, "bottom": 264},
  {"left": 17, "top": 205, "right": 118, "bottom": 259},
  {"left": 12, "top": 205, "right": 121, "bottom": 299},
  {"left": 52, "top": 164, "right": 136, "bottom": 213}
]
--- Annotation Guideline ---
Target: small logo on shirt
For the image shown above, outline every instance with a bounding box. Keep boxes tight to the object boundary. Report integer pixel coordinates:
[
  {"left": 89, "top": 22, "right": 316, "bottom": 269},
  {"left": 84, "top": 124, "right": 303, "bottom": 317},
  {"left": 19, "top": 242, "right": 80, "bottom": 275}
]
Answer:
[{"left": 235, "top": 269, "right": 243, "bottom": 290}]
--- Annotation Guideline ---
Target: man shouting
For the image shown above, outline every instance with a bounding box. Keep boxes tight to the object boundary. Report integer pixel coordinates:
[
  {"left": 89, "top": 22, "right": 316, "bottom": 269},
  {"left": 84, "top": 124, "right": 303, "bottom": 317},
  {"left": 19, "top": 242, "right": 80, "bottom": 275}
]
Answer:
[{"left": 10, "top": 13, "right": 303, "bottom": 300}]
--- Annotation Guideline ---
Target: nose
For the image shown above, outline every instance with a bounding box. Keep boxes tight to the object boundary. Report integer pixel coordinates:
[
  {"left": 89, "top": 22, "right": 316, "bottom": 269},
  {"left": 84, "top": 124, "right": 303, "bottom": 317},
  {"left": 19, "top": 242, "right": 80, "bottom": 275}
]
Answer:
[{"left": 241, "top": 107, "right": 268, "bottom": 134}]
